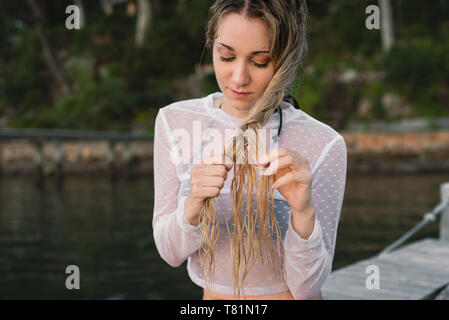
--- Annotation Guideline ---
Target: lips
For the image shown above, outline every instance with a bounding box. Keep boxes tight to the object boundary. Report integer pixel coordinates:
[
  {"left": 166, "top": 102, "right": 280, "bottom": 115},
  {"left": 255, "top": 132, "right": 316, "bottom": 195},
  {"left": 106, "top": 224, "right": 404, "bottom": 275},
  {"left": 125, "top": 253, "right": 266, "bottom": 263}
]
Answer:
[
  {"left": 229, "top": 88, "right": 252, "bottom": 98},
  {"left": 232, "top": 89, "right": 250, "bottom": 94}
]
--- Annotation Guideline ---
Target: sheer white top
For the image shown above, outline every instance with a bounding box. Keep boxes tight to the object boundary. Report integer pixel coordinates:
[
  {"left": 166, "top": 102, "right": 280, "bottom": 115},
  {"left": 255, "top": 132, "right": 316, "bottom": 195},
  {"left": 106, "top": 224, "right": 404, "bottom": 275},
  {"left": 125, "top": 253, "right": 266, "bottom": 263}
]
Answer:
[{"left": 152, "top": 91, "right": 347, "bottom": 299}]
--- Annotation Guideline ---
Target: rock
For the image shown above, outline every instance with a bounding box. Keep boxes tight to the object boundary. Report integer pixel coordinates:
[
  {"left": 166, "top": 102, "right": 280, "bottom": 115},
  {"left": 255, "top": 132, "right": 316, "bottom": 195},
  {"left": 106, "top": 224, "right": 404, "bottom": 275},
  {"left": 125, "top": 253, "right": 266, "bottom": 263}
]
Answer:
[
  {"left": 382, "top": 93, "right": 413, "bottom": 118},
  {"left": 357, "top": 98, "right": 373, "bottom": 117},
  {"left": 339, "top": 69, "right": 359, "bottom": 83}
]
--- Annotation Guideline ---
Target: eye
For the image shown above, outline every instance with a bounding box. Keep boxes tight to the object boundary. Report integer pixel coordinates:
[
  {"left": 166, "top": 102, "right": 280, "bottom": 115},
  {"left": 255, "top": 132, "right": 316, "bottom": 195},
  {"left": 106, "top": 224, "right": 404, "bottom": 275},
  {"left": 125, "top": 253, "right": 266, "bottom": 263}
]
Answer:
[
  {"left": 219, "top": 56, "right": 268, "bottom": 68},
  {"left": 253, "top": 61, "right": 269, "bottom": 68}
]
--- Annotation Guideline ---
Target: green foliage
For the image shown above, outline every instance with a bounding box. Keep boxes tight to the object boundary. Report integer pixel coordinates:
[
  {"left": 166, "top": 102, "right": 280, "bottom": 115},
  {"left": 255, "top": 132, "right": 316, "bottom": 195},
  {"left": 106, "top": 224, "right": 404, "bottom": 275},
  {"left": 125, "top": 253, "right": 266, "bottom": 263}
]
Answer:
[
  {"left": 17, "top": 74, "right": 137, "bottom": 130},
  {"left": 293, "top": 65, "right": 328, "bottom": 116},
  {"left": 202, "top": 73, "right": 220, "bottom": 95},
  {"left": 0, "top": 29, "right": 50, "bottom": 113},
  {"left": 322, "top": 0, "right": 379, "bottom": 56},
  {"left": 382, "top": 38, "right": 448, "bottom": 118},
  {"left": 0, "top": 0, "right": 448, "bottom": 130},
  {"left": 383, "top": 42, "right": 440, "bottom": 91}
]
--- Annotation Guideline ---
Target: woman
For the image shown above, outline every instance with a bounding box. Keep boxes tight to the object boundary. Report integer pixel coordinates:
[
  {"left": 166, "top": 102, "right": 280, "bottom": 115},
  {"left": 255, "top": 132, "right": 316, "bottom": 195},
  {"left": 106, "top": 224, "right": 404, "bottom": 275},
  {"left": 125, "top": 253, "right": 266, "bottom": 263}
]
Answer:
[{"left": 152, "top": 0, "right": 347, "bottom": 300}]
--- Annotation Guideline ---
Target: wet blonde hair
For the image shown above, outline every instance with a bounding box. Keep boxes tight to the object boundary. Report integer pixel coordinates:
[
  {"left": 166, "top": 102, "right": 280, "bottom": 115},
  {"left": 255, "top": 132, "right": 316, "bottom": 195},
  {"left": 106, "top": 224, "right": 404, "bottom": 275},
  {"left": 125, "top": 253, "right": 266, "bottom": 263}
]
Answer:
[{"left": 200, "top": 0, "right": 308, "bottom": 298}]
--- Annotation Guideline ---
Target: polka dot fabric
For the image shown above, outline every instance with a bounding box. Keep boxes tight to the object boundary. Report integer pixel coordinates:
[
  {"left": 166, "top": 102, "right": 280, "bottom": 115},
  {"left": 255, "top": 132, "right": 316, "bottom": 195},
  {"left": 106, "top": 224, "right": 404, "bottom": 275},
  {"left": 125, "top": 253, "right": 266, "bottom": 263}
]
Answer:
[{"left": 152, "top": 91, "right": 347, "bottom": 299}]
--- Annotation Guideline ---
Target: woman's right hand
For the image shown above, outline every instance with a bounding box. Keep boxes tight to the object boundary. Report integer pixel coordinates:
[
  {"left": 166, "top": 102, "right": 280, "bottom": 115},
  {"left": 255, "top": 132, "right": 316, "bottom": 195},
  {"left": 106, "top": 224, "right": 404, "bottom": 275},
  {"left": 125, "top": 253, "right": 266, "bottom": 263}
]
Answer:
[{"left": 185, "top": 154, "right": 233, "bottom": 226}]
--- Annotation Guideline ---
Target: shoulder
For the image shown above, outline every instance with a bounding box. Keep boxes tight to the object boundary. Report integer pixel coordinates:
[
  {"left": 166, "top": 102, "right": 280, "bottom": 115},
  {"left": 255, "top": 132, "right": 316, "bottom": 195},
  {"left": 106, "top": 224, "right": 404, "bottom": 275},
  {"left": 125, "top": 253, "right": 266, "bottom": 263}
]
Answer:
[
  {"left": 157, "top": 96, "right": 208, "bottom": 120},
  {"left": 282, "top": 108, "right": 346, "bottom": 172},
  {"left": 155, "top": 94, "right": 212, "bottom": 133},
  {"left": 287, "top": 108, "right": 345, "bottom": 144}
]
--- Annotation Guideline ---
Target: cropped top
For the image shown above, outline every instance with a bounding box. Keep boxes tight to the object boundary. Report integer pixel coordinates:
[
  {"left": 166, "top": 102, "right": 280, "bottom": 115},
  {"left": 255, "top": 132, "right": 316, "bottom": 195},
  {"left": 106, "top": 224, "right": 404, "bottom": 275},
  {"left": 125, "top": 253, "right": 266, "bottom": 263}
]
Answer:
[{"left": 152, "top": 91, "right": 347, "bottom": 299}]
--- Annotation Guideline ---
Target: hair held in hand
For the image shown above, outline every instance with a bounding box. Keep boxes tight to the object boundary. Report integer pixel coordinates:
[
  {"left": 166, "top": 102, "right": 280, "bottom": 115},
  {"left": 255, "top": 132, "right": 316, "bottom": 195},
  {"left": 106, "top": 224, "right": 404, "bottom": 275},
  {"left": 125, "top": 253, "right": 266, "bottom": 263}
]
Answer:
[{"left": 200, "top": 0, "right": 308, "bottom": 298}]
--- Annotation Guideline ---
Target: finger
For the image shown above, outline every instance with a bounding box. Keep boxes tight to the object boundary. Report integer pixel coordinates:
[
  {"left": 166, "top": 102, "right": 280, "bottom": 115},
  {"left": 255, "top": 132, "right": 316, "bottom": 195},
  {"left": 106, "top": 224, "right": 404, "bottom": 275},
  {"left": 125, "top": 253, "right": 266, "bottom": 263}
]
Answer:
[
  {"left": 289, "top": 149, "right": 311, "bottom": 171},
  {"left": 258, "top": 148, "right": 310, "bottom": 172},
  {"left": 271, "top": 171, "right": 294, "bottom": 189},
  {"left": 198, "top": 186, "right": 221, "bottom": 198},
  {"left": 198, "top": 176, "right": 225, "bottom": 188},
  {"left": 222, "top": 154, "right": 234, "bottom": 172},
  {"left": 201, "top": 154, "right": 233, "bottom": 172},
  {"left": 256, "top": 148, "right": 288, "bottom": 167},
  {"left": 272, "top": 170, "right": 312, "bottom": 189},
  {"left": 197, "top": 165, "right": 227, "bottom": 177},
  {"left": 260, "top": 154, "right": 294, "bottom": 176}
]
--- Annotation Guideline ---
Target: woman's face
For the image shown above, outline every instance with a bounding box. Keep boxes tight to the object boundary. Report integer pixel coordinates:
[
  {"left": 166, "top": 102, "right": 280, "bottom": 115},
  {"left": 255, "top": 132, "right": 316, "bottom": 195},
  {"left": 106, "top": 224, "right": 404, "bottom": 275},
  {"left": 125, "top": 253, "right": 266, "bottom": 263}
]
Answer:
[{"left": 213, "top": 13, "right": 274, "bottom": 117}]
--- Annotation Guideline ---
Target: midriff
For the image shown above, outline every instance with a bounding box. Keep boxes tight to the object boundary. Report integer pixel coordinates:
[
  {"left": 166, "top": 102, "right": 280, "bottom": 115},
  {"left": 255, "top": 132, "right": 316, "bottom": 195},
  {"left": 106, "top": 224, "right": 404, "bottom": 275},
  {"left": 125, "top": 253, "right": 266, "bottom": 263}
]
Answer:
[{"left": 203, "top": 288, "right": 323, "bottom": 300}]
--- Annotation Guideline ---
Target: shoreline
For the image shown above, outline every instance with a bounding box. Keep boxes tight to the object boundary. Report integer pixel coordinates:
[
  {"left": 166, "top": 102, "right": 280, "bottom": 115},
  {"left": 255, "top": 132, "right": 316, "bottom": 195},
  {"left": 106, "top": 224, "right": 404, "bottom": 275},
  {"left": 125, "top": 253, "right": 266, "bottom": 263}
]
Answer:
[{"left": 1, "top": 131, "right": 449, "bottom": 176}]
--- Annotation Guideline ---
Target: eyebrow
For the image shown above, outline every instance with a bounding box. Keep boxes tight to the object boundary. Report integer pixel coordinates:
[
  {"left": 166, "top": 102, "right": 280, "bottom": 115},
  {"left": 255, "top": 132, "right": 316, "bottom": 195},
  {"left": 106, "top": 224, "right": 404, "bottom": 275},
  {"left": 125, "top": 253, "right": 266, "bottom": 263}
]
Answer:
[{"left": 217, "top": 42, "right": 270, "bottom": 55}]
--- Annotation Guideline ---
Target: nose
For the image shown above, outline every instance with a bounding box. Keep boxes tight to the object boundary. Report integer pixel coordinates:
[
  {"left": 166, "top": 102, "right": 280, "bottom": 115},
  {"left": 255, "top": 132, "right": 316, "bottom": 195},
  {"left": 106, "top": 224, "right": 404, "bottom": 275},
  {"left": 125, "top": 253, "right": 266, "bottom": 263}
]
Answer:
[{"left": 231, "top": 60, "right": 250, "bottom": 88}]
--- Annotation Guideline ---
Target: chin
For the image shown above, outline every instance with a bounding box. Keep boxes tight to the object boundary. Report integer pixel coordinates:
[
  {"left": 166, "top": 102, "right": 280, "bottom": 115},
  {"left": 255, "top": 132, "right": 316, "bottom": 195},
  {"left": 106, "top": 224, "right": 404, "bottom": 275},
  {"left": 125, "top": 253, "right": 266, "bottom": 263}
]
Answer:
[
  {"left": 229, "top": 99, "right": 247, "bottom": 107},
  {"left": 226, "top": 96, "right": 253, "bottom": 107},
  {"left": 233, "top": 102, "right": 253, "bottom": 111}
]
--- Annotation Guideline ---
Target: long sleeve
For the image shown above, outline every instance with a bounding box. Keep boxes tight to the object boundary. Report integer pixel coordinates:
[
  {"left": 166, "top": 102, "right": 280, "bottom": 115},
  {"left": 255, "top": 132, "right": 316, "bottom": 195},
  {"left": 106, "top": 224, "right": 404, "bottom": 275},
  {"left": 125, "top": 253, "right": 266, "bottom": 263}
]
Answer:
[
  {"left": 283, "top": 135, "right": 347, "bottom": 299},
  {"left": 152, "top": 109, "right": 203, "bottom": 268}
]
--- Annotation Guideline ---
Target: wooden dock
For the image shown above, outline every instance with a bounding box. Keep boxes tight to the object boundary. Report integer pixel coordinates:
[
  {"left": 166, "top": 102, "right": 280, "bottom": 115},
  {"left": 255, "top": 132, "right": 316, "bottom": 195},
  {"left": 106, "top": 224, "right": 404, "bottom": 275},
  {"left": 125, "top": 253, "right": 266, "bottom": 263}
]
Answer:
[
  {"left": 322, "top": 182, "right": 449, "bottom": 300},
  {"left": 322, "top": 238, "right": 449, "bottom": 299}
]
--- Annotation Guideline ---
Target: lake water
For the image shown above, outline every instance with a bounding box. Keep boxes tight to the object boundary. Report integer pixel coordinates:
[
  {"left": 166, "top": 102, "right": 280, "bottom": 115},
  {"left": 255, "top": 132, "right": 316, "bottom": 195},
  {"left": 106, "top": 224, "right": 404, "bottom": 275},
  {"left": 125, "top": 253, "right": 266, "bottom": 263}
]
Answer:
[{"left": 1, "top": 172, "right": 448, "bottom": 299}]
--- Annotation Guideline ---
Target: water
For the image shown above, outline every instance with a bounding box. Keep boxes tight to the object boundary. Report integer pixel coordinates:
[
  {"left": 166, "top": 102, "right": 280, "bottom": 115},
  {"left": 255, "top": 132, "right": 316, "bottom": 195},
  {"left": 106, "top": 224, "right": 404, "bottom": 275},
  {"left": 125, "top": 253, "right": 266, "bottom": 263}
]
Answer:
[{"left": 0, "top": 173, "right": 448, "bottom": 299}]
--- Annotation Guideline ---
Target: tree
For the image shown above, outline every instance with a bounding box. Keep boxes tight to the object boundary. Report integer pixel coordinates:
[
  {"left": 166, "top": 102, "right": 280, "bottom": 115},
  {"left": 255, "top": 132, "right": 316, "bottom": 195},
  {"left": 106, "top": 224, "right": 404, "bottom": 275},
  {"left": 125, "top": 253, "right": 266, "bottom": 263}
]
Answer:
[
  {"left": 74, "top": 0, "right": 86, "bottom": 28},
  {"left": 135, "top": 0, "right": 152, "bottom": 47},
  {"left": 25, "top": 0, "right": 72, "bottom": 95},
  {"left": 379, "top": 0, "right": 394, "bottom": 51}
]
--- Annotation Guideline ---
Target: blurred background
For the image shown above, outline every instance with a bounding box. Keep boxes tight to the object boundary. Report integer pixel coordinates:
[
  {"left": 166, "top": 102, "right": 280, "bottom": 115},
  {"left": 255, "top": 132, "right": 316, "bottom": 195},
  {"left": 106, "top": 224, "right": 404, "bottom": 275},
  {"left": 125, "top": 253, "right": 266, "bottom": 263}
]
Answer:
[{"left": 0, "top": 0, "right": 448, "bottom": 299}]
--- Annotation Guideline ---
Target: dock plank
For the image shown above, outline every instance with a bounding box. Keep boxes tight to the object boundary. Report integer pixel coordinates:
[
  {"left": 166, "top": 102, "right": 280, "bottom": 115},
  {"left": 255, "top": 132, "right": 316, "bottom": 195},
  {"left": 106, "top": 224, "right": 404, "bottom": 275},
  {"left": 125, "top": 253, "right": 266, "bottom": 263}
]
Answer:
[{"left": 322, "top": 238, "right": 449, "bottom": 299}]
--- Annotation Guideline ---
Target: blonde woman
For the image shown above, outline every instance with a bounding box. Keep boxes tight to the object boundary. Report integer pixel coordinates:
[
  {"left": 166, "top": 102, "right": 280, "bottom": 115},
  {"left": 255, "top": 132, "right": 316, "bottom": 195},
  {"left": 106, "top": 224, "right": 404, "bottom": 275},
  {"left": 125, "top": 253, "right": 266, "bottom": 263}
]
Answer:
[{"left": 152, "top": 0, "right": 347, "bottom": 300}]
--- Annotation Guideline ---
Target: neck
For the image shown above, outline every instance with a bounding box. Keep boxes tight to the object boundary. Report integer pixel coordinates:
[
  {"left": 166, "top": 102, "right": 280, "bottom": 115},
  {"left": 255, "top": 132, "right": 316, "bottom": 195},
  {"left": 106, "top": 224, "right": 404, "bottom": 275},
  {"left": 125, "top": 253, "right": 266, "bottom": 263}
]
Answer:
[{"left": 219, "top": 97, "right": 252, "bottom": 119}]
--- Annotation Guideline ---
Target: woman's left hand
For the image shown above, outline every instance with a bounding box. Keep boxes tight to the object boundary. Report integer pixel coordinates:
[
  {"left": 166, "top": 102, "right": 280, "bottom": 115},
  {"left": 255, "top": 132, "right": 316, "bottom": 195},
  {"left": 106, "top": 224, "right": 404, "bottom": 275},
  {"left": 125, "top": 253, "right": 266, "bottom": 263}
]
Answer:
[{"left": 255, "top": 147, "right": 313, "bottom": 213}]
